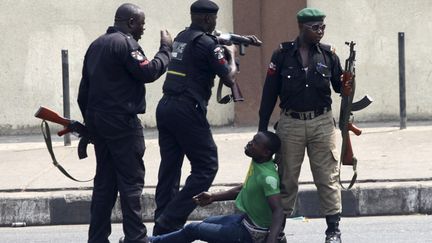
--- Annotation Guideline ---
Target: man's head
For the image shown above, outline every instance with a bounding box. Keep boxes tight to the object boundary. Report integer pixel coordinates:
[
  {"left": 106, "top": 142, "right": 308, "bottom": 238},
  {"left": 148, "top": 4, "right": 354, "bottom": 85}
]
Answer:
[
  {"left": 114, "top": 3, "right": 146, "bottom": 41},
  {"left": 297, "top": 8, "right": 326, "bottom": 45},
  {"left": 190, "top": 0, "right": 219, "bottom": 33},
  {"left": 244, "top": 131, "right": 281, "bottom": 163}
]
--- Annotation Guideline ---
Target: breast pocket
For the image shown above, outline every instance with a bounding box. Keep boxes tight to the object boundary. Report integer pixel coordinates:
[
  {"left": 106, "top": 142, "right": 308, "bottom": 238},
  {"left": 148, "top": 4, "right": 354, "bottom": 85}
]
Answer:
[
  {"left": 280, "top": 67, "right": 304, "bottom": 94},
  {"left": 314, "top": 62, "right": 332, "bottom": 88}
]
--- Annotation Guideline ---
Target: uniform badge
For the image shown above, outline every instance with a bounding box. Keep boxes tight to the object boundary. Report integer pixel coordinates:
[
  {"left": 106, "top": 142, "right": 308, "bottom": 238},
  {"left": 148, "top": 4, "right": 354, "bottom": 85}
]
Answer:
[
  {"left": 213, "top": 46, "right": 226, "bottom": 64},
  {"left": 267, "top": 62, "right": 277, "bottom": 76},
  {"left": 131, "top": 50, "right": 145, "bottom": 61},
  {"left": 172, "top": 41, "right": 187, "bottom": 61}
]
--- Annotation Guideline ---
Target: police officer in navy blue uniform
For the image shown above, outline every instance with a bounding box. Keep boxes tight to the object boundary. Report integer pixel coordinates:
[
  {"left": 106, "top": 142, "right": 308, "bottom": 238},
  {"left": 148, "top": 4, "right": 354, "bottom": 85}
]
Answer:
[
  {"left": 153, "top": 0, "right": 239, "bottom": 235},
  {"left": 77, "top": 3, "right": 172, "bottom": 243}
]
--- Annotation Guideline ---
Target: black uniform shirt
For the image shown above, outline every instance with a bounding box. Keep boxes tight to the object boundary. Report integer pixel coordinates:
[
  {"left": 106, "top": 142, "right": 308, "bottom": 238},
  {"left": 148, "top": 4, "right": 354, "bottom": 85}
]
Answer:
[
  {"left": 259, "top": 38, "right": 343, "bottom": 131},
  {"left": 163, "top": 24, "right": 231, "bottom": 103},
  {"left": 78, "top": 26, "right": 171, "bottom": 117}
]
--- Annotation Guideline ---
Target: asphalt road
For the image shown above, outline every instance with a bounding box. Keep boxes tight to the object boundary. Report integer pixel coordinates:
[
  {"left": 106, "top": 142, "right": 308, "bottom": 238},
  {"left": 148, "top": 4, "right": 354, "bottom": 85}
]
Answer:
[{"left": 1, "top": 215, "right": 431, "bottom": 243}]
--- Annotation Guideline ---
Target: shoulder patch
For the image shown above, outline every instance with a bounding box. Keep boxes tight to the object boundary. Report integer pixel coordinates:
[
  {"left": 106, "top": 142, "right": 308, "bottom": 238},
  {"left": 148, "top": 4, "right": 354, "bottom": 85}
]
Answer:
[
  {"left": 131, "top": 50, "right": 145, "bottom": 61},
  {"left": 213, "top": 46, "right": 226, "bottom": 64},
  {"left": 265, "top": 176, "right": 278, "bottom": 190},
  {"left": 267, "top": 61, "right": 277, "bottom": 76}
]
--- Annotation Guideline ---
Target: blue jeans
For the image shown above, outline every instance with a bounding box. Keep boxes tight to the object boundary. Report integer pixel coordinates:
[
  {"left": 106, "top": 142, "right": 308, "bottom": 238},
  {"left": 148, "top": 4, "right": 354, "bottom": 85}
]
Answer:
[{"left": 150, "top": 214, "right": 253, "bottom": 243}]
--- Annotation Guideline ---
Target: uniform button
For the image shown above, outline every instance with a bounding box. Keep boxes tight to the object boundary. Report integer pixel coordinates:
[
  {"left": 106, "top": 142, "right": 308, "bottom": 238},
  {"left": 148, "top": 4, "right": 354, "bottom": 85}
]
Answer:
[
  {"left": 306, "top": 84, "right": 309, "bottom": 87},
  {"left": 287, "top": 75, "right": 291, "bottom": 78}
]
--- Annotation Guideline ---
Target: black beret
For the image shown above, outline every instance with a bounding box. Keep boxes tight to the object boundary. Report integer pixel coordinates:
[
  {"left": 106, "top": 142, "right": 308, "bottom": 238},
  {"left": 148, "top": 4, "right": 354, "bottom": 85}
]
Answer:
[
  {"left": 190, "top": 0, "right": 219, "bottom": 14},
  {"left": 297, "top": 8, "right": 326, "bottom": 23}
]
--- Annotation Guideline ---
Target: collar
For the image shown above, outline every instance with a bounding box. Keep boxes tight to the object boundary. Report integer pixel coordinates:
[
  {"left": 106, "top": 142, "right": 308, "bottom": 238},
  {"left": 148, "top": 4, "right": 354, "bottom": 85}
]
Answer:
[
  {"left": 252, "top": 159, "right": 274, "bottom": 165},
  {"left": 106, "top": 26, "right": 130, "bottom": 37},
  {"left": 289, "top": 37, "right": 322, "bottom": 56},
  {"left": 189, "top": 23, "right": 208, "bottom": 33}
]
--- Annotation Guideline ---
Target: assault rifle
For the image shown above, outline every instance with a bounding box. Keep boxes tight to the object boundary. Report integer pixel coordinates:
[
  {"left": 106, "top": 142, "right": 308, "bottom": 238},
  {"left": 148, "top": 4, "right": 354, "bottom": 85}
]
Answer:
[
  {"left": 214, "top": 30, "right": 262, "bottom": 104},
  {"left": 339, "top": 41, "right": 373, "bottom": 189},
  {"left": 34, "top": 106, "right": 90, "bottom": 159}
]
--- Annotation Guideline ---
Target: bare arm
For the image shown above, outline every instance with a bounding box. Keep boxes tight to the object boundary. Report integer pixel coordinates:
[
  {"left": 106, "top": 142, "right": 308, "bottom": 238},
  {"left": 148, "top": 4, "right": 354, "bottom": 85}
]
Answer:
[
  {"left": 193, "top": 184, "right": 243, "bottom": 207},
  {"left": 265, "top": 194, "right": 285, "bottom": 243}
]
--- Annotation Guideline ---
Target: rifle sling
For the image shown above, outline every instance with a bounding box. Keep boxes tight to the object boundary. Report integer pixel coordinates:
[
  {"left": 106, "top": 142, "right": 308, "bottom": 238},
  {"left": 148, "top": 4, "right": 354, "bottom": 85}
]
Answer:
[
  {"left": 216, "top": 79, "right": 232, "bottom": 104},
  {"left": 338, "top": 157, "right": 357, "bottom": 190},
  {"left": 40, "top": 120, "right": 93, "bottom": 182}
]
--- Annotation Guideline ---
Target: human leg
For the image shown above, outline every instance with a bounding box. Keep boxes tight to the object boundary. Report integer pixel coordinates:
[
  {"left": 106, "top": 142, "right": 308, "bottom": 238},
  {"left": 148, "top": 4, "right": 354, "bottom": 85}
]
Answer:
[
  {"left": 155, "top": 101, "right": 218, "bottom": 232},
  {"left": 276, "top": 112, "right": 307, "bottom": 215},
  {"left": 151, "top": 214, "right": 252, "bottom": 243},
  {"left": 306, "top": 111, "right": 341, "bottom": 242},
  {"left": 111, "top": 131, "right": 148, "bottom": 243},
  {"left": 153, "top": 99, "right": 186, "bottom": 235},
  {"left": 88, "top": 136, "right": 118, "bottom": 243}
]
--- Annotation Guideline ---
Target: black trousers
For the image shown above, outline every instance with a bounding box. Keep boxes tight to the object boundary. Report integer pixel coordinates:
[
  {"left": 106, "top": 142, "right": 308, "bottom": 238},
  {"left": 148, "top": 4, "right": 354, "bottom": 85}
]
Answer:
[
  {"left": 154, "top": 95, "right": 218, "bottom": 231},
  {"left": 86, "top": 111, "right": 147, "bottom": 243}
]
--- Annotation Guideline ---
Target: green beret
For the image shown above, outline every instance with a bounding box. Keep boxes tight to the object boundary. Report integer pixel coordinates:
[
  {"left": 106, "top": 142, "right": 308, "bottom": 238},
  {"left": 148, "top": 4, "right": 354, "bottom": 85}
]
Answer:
[
  {"left": 297, "top": 8, "right": 326, "bottom": 23},
  {"left": 191, "top": 0, "right": 219, "bottom": 14}
]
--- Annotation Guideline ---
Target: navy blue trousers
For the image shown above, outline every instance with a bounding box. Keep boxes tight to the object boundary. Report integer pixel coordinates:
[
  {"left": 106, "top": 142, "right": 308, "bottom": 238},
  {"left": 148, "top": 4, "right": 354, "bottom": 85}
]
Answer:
[
  {"left": 86, "top": 111, "right": 147, "bottom": 243},
  {"left": 154, "top": 95, "right": 218, "bottom": 232}
]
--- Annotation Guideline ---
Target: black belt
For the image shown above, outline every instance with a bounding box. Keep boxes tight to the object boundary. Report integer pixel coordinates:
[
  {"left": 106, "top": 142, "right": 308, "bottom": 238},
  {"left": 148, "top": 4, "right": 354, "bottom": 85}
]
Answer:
[
  {"left": 163, "top": 94, "right": 197, "bottom": 105},
  {"left": 284, "top": 106, "right": 331, "bottom": 120}
]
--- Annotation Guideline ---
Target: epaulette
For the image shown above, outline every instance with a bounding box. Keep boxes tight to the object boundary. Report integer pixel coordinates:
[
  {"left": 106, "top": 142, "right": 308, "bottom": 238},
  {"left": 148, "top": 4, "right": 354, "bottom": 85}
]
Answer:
[
  {"left": 204, "top": 32, "right": 217, "bottom": 42},
  {"left": 125, "top": 35, "right": 140, "bottom": 51},
  {"left": 319, "top": 43, "right": 336, "bottom": 54},
  {"left": 279, "top": 41, "right": 295, "bottom": 52}
]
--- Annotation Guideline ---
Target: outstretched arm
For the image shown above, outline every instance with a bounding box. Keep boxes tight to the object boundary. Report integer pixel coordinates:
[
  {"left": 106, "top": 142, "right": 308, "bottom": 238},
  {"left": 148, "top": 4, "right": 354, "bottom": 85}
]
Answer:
[{"left": 193, "top": 184, "right": 243, "bottom": 207}]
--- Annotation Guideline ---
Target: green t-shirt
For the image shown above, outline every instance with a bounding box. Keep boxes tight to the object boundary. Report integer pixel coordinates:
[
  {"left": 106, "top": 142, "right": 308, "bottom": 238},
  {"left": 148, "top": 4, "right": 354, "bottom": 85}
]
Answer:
[{"left": 235, "top": 159, "right": 280, "bottom": 228}]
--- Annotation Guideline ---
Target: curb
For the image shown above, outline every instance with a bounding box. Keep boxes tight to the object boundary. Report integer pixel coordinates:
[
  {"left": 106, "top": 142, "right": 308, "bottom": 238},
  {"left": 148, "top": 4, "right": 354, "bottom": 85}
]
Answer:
[{"left": 1, "top": 182, "right": 431, "bottom": 226}]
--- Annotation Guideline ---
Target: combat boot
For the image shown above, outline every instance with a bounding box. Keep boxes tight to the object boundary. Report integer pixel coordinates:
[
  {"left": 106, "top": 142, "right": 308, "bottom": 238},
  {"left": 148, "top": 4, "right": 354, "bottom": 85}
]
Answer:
[{"left": 325, "top": 213, "right": 341, "bottom": 243}]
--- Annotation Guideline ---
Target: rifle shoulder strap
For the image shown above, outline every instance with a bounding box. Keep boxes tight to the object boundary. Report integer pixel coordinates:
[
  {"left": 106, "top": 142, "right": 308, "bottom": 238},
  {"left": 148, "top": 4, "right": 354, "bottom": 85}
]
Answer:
[
  {"left": 41, "top": 120, "right": 93, "bottom": 182},
  {"left": 338, "top": 158, "right": 357, "bottom": 190}
]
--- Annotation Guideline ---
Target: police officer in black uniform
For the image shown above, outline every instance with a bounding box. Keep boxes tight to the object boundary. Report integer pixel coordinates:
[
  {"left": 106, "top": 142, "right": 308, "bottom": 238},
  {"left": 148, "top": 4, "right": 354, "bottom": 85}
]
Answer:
[
  {"left": 153, "top": 0, "right": 239, "bottom": 235},
  {"left": 258, "top": 8, "right": 346, "bottom": 243},
  {"left": 77, "top": 3, "right": 172, "bottom": 243}
]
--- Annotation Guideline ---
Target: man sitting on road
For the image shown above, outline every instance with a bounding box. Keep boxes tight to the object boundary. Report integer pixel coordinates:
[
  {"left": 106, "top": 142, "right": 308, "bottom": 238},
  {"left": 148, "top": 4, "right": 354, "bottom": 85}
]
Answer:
[{"left": 150, "top": 131, "right": 285, "bottom": 243}]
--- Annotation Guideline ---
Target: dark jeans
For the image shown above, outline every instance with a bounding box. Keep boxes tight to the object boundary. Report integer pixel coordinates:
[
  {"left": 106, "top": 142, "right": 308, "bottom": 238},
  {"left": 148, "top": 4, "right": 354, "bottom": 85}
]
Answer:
[
  {"left": 154, "top": 96, "right": 218, "bottom": 232},
  {"left": 150, "top": 214, "right": 253, "bottom": 243},
  {"left": 86, "top": 111, "right": 147, "bottom": 243}
]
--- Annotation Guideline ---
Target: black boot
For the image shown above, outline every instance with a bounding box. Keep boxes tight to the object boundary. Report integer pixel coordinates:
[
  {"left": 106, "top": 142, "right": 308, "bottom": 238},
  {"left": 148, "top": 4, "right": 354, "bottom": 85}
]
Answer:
[{"left": 325, "top": 214, "right": 341, "bottom": 243}]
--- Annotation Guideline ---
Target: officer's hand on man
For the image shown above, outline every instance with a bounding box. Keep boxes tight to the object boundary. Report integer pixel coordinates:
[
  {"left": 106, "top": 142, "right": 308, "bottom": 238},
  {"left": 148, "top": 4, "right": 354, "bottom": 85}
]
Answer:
[
  {"left": 192, "top": 191, "right": 213, "bottom": 206},
  {"left": 160, "top": 29, "right": 173, "bottom": 48}
]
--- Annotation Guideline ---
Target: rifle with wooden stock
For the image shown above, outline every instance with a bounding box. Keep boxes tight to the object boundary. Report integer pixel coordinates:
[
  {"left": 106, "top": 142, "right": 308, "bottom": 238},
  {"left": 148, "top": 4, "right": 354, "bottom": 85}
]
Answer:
[
  {"left": 34, "top": 106, "right": 92, "bottom": 182},
  {"left": 339, "top": 41, "right": 373, "bottom": 189}
]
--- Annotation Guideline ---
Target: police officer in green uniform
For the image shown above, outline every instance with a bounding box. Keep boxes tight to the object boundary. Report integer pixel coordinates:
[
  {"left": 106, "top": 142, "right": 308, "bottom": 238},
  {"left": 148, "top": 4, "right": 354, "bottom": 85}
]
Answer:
[
  {"left": 77, "top": 3, "right": 172, "bottom": 243},
  {"left": 258, "top": 8, "right": 345, "bottom": 243},
  {"left": 153, "top": 0, "right": 239, "bottom": 235}
]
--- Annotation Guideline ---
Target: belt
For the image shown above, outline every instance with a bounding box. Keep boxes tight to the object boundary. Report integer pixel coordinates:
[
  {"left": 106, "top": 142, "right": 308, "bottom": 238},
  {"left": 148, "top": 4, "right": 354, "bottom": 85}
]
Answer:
[
  {"left": 163, "top": 94, "right": 197, "bottom": 105},
  {"left": 284, "top": 106, "right": 331, "bottom": 120}
]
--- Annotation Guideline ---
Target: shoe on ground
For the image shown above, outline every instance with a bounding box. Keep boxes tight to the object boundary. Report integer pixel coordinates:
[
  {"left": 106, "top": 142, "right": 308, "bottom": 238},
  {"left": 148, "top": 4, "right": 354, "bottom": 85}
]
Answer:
[
  {"left": 325, "top": 231, "right": 341, "bottom": 243},
  {"left": 119, "top": 236, "right": 150, "bottom": 243},
  {"left": 277, "top": 232, "right": 287, "bottom": 243}
]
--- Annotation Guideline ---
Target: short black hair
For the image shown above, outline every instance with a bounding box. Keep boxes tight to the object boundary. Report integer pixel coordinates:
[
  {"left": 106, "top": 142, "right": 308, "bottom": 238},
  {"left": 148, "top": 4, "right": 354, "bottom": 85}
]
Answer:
[
  {"left": 114, "top": 3, "right": 142, "bottom": 22},
  {"left": 261, "top": 131, "right": 281, "bottom": 155}
]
